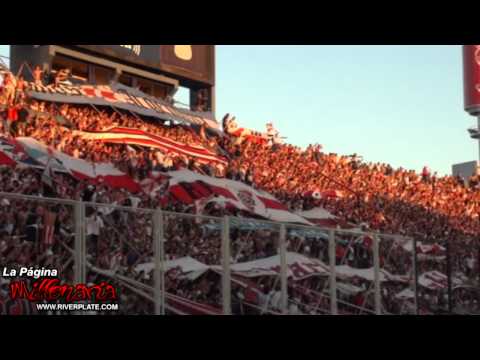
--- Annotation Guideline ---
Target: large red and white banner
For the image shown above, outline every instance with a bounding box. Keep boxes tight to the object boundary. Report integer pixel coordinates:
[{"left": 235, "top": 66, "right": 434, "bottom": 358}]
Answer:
[
  {"left": 140, "top": 252, "right": 409, "bottom": 283},
  {"left": 136, "top": 256, "right": 210, "bottom": 280},
  {"left": 74, "top": 127, "right": 228, "bottom": 165},
  {"left": 224, "top": 252, "right": 330, "bottom": 280},
  {"left": 166, "top": 169, "right": 312, "bottom": 225},
  {"left": 26, "top": 83, "right": 220, "bottom": 131},
  {"left": 138, "top": 252, "right": 329, "bottom": 281},
  {"left": 334, "top": 264, "right": 404, "bottom": 283},
  {"left": 16, "top": 137, "right": 141, "bottom": 192}
]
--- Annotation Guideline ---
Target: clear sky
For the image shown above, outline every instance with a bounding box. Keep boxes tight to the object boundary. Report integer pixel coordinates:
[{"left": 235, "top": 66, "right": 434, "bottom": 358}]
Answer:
[{"left": 0, "top": 45, "right": 476, "bottom": 176}]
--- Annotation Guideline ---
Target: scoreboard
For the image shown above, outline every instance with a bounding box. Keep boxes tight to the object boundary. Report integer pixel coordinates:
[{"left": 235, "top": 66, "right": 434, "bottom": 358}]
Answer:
[{"left": 73, "top": 45, "right": 215, "bottom": 85}]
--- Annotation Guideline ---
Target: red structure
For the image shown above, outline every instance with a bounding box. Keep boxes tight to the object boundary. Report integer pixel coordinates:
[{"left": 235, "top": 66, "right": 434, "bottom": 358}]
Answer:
[
  {"left": 463, "top": 45, "right": 480, "bottom": 116},
  {"left": 463, "top": 45, "right": 480, "bottom": 163}
]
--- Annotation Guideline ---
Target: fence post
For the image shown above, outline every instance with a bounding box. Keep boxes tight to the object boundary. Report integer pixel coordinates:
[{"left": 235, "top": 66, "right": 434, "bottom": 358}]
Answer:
[
  {"left": 221, "top": 216, "right": 231, "bottom": 315},
  {"left": 74, "top": 201, "right": 85, "bottom": 285},
  {"left": 160, "top": 212, "right": 166, "bottom": 315},
  {"left": 412, "top": 237, "right": 419, "bottom": 315},
  {"left": 373, "top": 234, "right": 381, "bottom": 315},
  {"left": 73, "top": 201, "right": 86, "bottom": 316},
  {"left": 153, "top": 209, "right": 164, "bottom": 315},
  {"left": 413, "top": 237, "right": 419, "bottom": 315},
  {"left": 445, "top": 237, "right": 453, "bottom": 314},
  {"left": 279, "top": 224, "right": 288, "bottom": 315},
  {"left": 329, "top": 229, "right": 338, "bottom": 315}
]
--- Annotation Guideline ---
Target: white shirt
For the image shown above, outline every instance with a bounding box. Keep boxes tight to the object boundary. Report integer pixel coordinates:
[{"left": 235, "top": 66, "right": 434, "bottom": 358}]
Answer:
[
  {"left": 86, "top": 215, "right": 104, "bottom": 236},
  {"left": 129, "top": 196, "right": 141, "bottom": 208},
  {"left": 257, "top": 291, "right": 269, "bottom": 308},
  {"left": 155, "top": 152, "right": 164, "bottom": 163},
  {"left": 267, "top": 127, "right": 278, "bottom": 137},
  {"left": 226, "top": 120, "right": 238, "bottom": 134},
  {"left": 98, "top": 201, "right": 117, "bottom": 216},
  {"left": 289, "top": 303, "right": 302, "bottom": 315},
  {"left": 269, "top": 290, "right": 282, "bottom": 311}
]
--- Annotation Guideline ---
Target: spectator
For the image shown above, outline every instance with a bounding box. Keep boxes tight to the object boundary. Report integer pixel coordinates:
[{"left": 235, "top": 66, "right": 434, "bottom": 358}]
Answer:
[
  {"left": 2, "top": 73, "right": 15, "bottom": 105},
  {"left": 54, "top": 68, "right": 70, "bottom": 87},
  {"left": 422, "top": 166, "right": 431, "bottom": 182},
  {"left": 33, "top": 65, "right": 44, "bottom": 86},
  {"left": 86, "top": 210, "right": 104, "bottom": 253},
  {"left": 15, "top": 75, "right": 26, "bottom": 104}
]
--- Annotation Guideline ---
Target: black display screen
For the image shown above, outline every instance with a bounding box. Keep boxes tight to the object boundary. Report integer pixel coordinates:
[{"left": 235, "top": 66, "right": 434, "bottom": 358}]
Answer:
[{"left": 73, "top": 45, "right": 214, "bottom": 85}]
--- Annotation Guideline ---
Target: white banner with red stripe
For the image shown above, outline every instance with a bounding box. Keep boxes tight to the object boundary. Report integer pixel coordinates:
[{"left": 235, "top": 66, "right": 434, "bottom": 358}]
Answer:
[{"left": 221, "top": 252, "right": 330, "bottom": 280}]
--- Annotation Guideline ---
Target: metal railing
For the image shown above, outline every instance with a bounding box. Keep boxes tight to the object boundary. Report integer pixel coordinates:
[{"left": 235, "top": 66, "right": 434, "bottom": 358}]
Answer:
[{"left": 0, "top": 191, "right": 478, "bottom": 315}]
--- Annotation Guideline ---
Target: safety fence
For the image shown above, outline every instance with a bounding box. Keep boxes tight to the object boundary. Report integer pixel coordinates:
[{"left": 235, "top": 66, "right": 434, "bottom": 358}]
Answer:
[{"left": 0, "top": 192, "right": 478, "bottom": 315}]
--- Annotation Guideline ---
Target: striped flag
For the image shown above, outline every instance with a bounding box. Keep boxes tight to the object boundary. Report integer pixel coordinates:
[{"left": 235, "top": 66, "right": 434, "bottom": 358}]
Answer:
[
  {"left": 41, "top": 152, "right": 56, "bottom": 188},
  {"left": 43, "top": 210, "right": 57, "bottom": 247},
  {"left": 17, "top": 137, "right": 141, "bottom": 193},
  {"left": 166, "top": 169, "right": 312, "bottom": 225},
  {"left": 73, "top": 127, "right": 228, "bottom": 165}
]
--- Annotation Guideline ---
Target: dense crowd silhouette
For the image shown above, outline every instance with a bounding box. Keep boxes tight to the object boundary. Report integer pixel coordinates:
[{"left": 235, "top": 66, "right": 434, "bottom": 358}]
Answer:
[{"left": 0, "top": 67, "right": 479, "bottom": 315}]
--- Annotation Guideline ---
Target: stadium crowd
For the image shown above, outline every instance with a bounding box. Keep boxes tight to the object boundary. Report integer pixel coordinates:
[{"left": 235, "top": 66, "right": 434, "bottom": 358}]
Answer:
[{"left": 0, "top": 67, "right": 479, "bottom": 315}]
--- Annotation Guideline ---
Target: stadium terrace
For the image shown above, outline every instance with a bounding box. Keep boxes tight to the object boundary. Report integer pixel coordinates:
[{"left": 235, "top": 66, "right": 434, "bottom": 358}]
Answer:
[{"left": 0, "top": 54, "right": 479, "bottom": 316}]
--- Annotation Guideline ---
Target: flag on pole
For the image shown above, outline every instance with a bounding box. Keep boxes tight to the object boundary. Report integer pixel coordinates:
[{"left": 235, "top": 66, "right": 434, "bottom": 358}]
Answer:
[
  {"left": 41, "top": 148, "right": 56, "bottom": 188},
  {"left": 43, "top": 210, "right": 57, "bottom": 247}
]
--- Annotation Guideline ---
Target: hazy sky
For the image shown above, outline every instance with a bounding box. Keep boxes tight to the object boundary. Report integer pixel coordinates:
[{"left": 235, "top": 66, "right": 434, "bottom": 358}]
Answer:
[{"left": 0, "top": 45, "right": 476, "bottom": 175}]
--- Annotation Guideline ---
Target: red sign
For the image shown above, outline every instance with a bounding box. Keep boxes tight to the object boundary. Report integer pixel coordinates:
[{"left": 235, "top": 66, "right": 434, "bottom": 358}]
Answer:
[
  {"left": 463, "top": 45, "right": 480, "bottom": 115},
  {"left": 9, "top": 279, "right": 117, "bottom": 303}
]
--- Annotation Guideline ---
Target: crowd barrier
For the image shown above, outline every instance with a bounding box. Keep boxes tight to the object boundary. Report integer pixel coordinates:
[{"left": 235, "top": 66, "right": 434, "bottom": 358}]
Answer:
[{"left": 0, "top": 192, "right": 478, "bottom": 315}]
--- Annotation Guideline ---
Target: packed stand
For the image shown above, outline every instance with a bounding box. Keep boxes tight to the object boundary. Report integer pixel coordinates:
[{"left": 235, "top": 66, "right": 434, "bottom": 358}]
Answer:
[{"left": 0, "top": 67, "right": 479, "bottom": 315}]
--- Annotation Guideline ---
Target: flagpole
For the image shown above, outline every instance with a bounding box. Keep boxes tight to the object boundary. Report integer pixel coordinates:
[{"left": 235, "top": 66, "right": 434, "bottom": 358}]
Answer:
[
  {"left": 446, "top": 236, "right": 453, "bottom": 314},
  {"left": 478, "top": 116, "right": 480, "bottom": 164},
  {"left": 89, "top": 103, "right": 103, "bottom": 116},
  {"left": 110, "top": 105, "right": 125, "bottom": 118}
]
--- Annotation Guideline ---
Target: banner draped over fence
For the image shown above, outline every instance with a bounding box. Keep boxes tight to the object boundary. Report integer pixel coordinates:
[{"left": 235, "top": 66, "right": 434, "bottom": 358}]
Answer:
[
  {"left": 13, "top": 137, "right": 141, "bottom": 192},
  {"left": 26, "top": 83, "right": 220, "bottom": 131},
  {"left": 166, "top": 169, "right": 312, "bottom": 225},
  {"left": 136, "top": 253, "right": 412, "bottom": 283}
]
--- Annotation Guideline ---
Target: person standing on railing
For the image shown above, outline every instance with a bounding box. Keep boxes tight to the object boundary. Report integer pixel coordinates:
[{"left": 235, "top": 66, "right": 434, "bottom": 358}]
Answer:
[
  {"left": 54, "top": 68, "right": 70, "bottom": 88},
  {"left": 86, "top": 210, "right": 104, "bottom": 254},
  {"left": 33, "top": 65, "right": 44, "bottom": 86},
  {"left": 0, "top": 106, "right": 7, "bottom": 134},
  {"left": 469, "top": 167, "right": 480, "bottom": 190},
  {"left": 14, "top": 76, "right": 26, "bottom": 104},
  {"left": 2, "top": 73, "right": 15, "bottom": 105},
  {"left": 194, "top": 89, "right": 208, "bottom": 112},
  {"left": 266, "top": 122, "right": 281, "bottom": 146},
  {"left": 422, "top": 166, "right": 431, "bottom": 183},
  {"left": 5, "top": 102, "right": 19, "bottom": 135}
]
